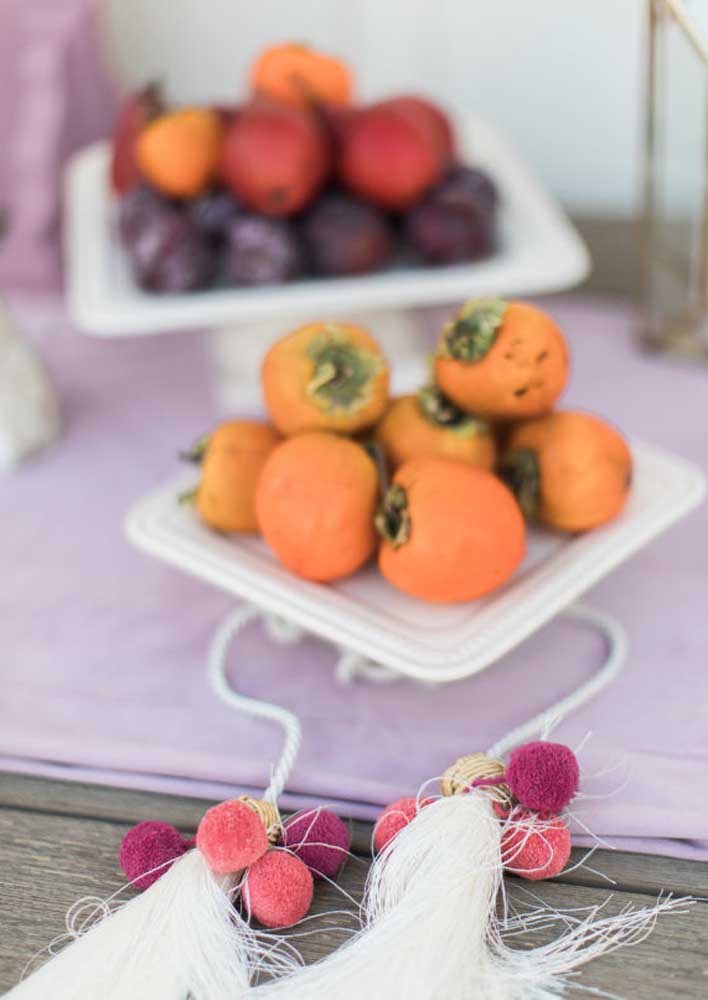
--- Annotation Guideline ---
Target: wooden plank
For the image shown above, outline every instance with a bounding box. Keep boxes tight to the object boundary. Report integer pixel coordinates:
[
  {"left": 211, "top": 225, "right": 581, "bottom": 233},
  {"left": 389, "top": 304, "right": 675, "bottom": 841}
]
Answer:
[
  {"left": 0, "top": 773, "right": 372, "bottom": 857},
  {"left": 0, "top": 772, "right": 231, "bottom": 832},
  {"left": 554, "top": 846, "right": 708, "bottom": 901},
  {"left": 0, "top": 772, "right": 377, "bottom": 858},
  {"left": 2, "top": 774, "right": 707, "bottom": 899},
  {"left": 298, "top": 871, "right": 708, "bottom": 998},
  {"left": 0, "top": 806, "right": 706, "bottom": 998}
]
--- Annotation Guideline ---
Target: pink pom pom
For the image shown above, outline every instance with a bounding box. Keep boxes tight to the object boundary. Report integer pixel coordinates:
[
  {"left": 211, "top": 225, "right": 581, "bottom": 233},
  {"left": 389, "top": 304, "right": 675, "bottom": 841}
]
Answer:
[
  {"left": 505, "top": 741, "right": 579, "bottom": 814},
  {"left": 501, "top": 815, "right": 571, "bottom": 881},
  {"left": 243, "top": 849, "right": 314, "bottom": 928},
  {"left": 373, "top": 796, "right": 432, "bottom": 853},
  {"left": 119, "top": 821, "right": 188, "bottom": 890},
  {"left": 282, "top": 808, "right": 350, "bottom": 879},
  {"left": 196, "top": 800, "right": 269, "bottom": 874}
]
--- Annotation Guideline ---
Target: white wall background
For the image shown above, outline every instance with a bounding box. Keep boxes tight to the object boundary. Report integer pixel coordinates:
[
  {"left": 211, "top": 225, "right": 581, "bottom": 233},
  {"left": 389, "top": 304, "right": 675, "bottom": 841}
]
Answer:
[{"left": 104, "top": 1, "right": 652, "bottom": 217}]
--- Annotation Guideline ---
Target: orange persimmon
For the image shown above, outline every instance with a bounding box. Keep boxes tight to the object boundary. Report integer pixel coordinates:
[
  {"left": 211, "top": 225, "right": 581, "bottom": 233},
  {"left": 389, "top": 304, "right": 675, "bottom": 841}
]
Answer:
[
  {"left": 261, "top": 321, "right": 389, "bottom": 436},
  {"left": 256, "top": 432, "right": 378, "bottom": 581},
  {"left": 376, "top": 457, "right": 526, "bottom": 603},
  {"left": 374, "top": 386, "right": 496, "bottom": 471},
  {"left": 499, "top": 410, "right": 632, "bottom": 532},
  {"left": 434, "top": 299, "right": 569, "bottom": 420},
  {"left": 192, "top": 420, "right": 281, "bottom": 533},
  {"left": 251, "top": 43, "right": 352, "bottom": 109},
  {"left": 135, "top": 108, "right": 222, "bottom": 198}
]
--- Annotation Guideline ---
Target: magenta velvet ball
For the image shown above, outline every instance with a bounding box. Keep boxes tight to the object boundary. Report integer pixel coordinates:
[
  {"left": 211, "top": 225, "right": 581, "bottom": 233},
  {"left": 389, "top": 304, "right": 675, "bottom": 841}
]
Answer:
[
  {"left": 282, "top": 808, "right": 350, "bottom": 879},
  {"left": 506, "top": 741, "right": 579, "bottom": 814},
  {"left": 119, "top": 821, "right": 188, "bottom": 890}
]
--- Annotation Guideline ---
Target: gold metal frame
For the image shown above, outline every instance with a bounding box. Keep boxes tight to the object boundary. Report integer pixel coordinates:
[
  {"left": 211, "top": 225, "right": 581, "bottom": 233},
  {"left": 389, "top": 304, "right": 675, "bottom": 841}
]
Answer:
[{"left": 643, "top": 0, "right": 708, "bottom": 359}]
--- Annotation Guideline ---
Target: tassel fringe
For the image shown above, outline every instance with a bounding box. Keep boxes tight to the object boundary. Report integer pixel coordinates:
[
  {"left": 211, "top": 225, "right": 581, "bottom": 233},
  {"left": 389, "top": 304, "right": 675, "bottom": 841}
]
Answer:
[
  {"left": 254, "top": 792, "right": 690, "bottom": 1000},
  {"left": 7, "top": 850, "right": 300, "bottom": 1000}
]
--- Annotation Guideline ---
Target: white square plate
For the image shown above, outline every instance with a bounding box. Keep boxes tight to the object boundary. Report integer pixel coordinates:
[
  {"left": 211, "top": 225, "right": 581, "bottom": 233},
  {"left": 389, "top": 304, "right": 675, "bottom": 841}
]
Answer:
[
  {"left": 65, "top": 114, "right": 589, "bottom": 337},
  {"left": 125, "top": 440, "right": 705, "bottom": 683}
]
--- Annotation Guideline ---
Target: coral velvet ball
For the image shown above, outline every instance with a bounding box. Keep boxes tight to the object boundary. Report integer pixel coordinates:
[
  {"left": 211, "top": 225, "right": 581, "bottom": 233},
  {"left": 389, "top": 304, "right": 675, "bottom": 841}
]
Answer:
[
  {"left": 505, "top": 741, "right": 579, "bottom": 814},
  {"left": 196, "top": 800, "right": 269, "bottom": 874},
  {"left": 501, "top": 816, "right": 571, "bottom": 881},
  {"left": 373, "top": 796, "right": 431, "bottom": 853},
  {"left": 243, "top": 849, "right": 314, "bottom": 928}
]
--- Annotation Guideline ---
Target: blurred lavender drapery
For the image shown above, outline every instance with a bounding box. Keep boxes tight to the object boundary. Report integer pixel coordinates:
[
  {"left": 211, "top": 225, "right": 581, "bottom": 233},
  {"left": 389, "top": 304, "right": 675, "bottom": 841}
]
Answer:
[{"left": 0, "top": 0, "right": 116, "bottom": 291}]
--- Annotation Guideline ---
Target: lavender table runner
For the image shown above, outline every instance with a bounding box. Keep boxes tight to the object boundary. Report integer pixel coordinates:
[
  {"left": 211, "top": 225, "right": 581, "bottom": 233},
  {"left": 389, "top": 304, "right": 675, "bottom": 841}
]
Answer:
[{"left": 1, "top": 295, "right": 706, "bottom": 860}]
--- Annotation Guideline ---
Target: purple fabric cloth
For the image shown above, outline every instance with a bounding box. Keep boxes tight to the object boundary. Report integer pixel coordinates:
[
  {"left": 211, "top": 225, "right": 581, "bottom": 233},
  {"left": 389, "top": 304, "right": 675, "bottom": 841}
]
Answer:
[
  {"left": 1, "top": 294, "right": 707, "bottom": 860},
  {"left": 0, "top": 0, "right": 116, "bottom": 291}
]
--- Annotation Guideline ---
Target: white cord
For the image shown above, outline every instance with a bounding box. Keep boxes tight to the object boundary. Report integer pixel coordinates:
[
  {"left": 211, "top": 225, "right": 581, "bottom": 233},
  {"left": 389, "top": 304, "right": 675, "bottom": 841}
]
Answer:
[
  {"left": 487, "top": 602, "right": 627, "bottom": 759},
  {"left": 208, "top": 600, "right": 627, "bottom": 804},
  {"left": 207, "top": 604, "right": 302, "bottom": 804}
]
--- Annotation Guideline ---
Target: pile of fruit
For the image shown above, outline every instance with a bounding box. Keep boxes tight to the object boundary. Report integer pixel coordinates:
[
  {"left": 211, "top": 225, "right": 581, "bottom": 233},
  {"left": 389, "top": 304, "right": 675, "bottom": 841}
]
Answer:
[
  {"left": 111, "top": 43, "right": 498, "bottom": 293},
  {"left": 182, "top": 298, "right": 633, "bottom": 604}
]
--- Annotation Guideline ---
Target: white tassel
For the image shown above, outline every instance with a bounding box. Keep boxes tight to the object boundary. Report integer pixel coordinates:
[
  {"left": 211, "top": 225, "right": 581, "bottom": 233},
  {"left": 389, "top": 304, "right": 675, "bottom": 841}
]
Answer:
[
  {"left": 256, "top": 791, "right": 689, "bottom": 1000},
  {"left": 257, "top": 792, "right": 503, "bottom": 999},
  {"left": 7, "top": 849, "right": 297, "bottom": 999}
]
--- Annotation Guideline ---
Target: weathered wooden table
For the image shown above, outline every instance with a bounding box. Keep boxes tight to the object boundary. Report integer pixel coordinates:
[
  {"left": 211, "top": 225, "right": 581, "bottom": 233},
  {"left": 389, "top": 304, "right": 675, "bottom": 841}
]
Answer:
[
  {"left": 2, "top": 221, "right": 707, "bottom": 996},
  {"left": 1, "top": 774, "right": 707, "bottom": 996}
]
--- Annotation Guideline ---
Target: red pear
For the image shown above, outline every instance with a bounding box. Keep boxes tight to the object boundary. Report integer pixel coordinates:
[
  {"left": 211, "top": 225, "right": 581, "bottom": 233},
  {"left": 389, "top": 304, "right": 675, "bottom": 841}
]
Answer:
[
  {"left": 220, "top": 101, "right": 330, "bottom": 216},
  {"left": 337, "top": 99, "right": 448, "bottom": 211},
  {"left": 377, "top": 95, "right": 456, "bottom": 161}
]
